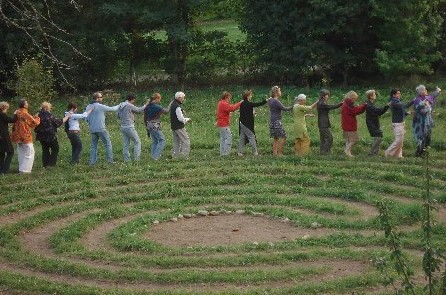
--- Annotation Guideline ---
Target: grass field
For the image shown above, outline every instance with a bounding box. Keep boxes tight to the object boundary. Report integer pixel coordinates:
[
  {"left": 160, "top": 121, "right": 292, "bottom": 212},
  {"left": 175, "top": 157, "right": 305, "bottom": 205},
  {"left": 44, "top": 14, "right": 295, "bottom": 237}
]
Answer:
[{"left": 1, "top": 86, "right": 446, "bottom": 294}]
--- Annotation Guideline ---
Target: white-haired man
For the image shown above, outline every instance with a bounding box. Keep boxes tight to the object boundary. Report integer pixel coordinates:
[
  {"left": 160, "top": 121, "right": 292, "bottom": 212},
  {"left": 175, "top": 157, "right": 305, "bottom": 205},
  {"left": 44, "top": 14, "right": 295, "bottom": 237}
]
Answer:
[{"left": 169, "top": 91, "right": 191, "bottom": 158}]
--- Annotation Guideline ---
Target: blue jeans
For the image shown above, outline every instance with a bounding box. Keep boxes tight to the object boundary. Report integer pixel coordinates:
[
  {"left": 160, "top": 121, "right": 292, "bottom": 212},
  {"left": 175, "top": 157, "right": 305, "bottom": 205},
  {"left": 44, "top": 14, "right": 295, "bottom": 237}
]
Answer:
[
  {"left": 121, "top": 127, "right": 141, "bottom": 162},
  {"left": 147, "top": 122, "right": 165, "bottom": 160},
  {"left": 89, "top": 130, "right": 113, "bottom": 165},
  {"left": 67, "top": 132, "right": 82, "bottom": 164}
]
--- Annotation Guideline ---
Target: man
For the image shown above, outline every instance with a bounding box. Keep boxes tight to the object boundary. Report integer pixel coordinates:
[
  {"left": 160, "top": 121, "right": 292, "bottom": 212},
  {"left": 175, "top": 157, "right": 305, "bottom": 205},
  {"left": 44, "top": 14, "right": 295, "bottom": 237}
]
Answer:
[
  {"left": 169, "top": 91, "right": 191, "bottom": 158},
  {"left": 117, "top": 94, "right": 146, "bottom": 162},
  {"left": 85, "top": 92, "right": 120, "bottom": 165}
]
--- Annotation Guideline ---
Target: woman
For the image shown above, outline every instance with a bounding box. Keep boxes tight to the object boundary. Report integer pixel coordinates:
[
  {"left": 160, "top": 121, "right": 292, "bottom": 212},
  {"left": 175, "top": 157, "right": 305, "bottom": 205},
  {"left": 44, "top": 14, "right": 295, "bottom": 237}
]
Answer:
[
  {"left": 144, "top": 92, "right": 168, "bottom": 160},
  {"left": 292, "top": 94, "right": 317, "bottom": 156},
  {"left": 35, "top": 101, "right": 70, "bottom": 167},
  {"left": 412, "top": 85, "right": 441, "bottom": 157},
  {"left": 237, "top": 89, "right": 267, "bottom": 156},
  {"left": 341, "top": 91, "right": 366, "bottom": 157},
  {"left": 365, "top": 89, "right": 389, "bottom": 156},
  {"left": 0, "top": 101, "right": 16, "bottom": 174},
  {"left": 384, "top": 89, "right": 413, "bottom": 158},
  {"left": 317, "top": 89, "right": 342, "bottom": 155},
  {"left": 412, "top": 99, "right": 433, "bottom": 157},
  {"left": 268, "top": 86, "right": 293, "bottom": 156},
  {"left": 11, "top": 99, "right": 40, "bottom": 173},
  {"left": 65, "top": 102, "right": 93, "bottom": 164},
  {"left": 216, "top": 91, "right": 242, "bottom": 156}
]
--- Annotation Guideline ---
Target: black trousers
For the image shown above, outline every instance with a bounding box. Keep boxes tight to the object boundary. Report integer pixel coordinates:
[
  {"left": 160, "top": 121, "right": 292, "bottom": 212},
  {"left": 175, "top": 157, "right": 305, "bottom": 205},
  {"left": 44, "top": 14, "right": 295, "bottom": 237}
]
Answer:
[
  {"left": 40, "top": 139, "right": 59, "bottom": 167},
  {"left": 0, "top": 144, "right": 13, "bottom": 173}
]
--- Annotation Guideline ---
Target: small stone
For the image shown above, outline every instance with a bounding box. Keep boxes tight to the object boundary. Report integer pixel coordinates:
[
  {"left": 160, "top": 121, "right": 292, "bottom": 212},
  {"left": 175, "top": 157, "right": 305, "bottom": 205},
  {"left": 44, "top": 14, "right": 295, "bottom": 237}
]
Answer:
[
  {"left": 209, "top": 210, "right": 219, "bottom": 216},
  {"left": 183, "top": 214, "right": 192, "bottom": 218},
  {"left": 219, "top": 209, "right": 228, "bottom": 214},
  {"left": 192, "top": 214, "right": 197, "bottom": 217},
  {"left": 171, "top": 217, "right": 178, "bottom": 222},
  {"left": 226, "top": 211, "right": 232, "bottom": 214},
  {"left": 311, "top": 222, "right": 321, "bottom": 228},
  {"left": 178, "top": 214, "right": 184, "bottom": 219},
  {"left": 253, "top": 242, "right": 259, "bottom": 245},
  {"left": 198, "top": 210, "right": 208, "bottom": 216},
  {"left": 152, "top": 220, "right": 159, "bottom": 225},
  {"left": 302, "top": 234, "right": 310, "bottom": 240},
  {"left": 282, "top": 218, "right": 290, "bottom": 222},
  {"left": 252, "top": 212, "right": 264, "bottom": 217},
  {"left": 235, "top": 210, "right": 245, "bottom": 214}
]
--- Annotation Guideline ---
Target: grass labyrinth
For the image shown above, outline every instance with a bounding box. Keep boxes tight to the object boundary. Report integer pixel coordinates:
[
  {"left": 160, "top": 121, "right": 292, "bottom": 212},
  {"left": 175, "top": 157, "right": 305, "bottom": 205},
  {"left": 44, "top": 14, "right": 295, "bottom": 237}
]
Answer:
[{"left": 1, "top": 86, "right": 446, "bottom": 294}]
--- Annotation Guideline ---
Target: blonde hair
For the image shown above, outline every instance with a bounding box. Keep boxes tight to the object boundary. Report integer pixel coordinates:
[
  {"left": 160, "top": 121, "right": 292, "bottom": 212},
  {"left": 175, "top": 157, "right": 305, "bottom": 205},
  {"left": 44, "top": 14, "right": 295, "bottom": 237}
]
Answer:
[
  {"left": 41, "top": 101, "right": 52, "bottom": 111},
  {"left": 365, "top": 89, "right": 375, "bottom": 99},
  {"left": 345, "top": 91, "right": 358, "bottom": 100},
  {"left": 270, "top": 85, "right": 281, "bottom": 98},
  {"left": 0, "top": 101, "right": 9, "bottom": 111}
]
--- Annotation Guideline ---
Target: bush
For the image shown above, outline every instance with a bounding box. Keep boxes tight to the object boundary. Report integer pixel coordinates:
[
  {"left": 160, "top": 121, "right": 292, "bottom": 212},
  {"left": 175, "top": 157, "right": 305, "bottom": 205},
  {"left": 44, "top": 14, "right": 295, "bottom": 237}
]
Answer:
[{"left": 14, "top": 58, "right": 56, "bottom": 104}]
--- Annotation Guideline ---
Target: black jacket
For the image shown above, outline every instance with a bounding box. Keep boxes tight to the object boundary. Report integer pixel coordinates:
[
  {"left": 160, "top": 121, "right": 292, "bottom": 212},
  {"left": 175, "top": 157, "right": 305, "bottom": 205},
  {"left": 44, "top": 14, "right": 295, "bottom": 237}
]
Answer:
[
  {"left": 365, "top": 101, "right": 389, "bottom": 137},
  {"left": 239, "top": 99, "right": 267, "bottom": 133},
  {"left": 0, "top": 112, "right": 16, "bottom": 152},
  {"left": 317, "top": 99, "right": 342, "bottom": 128}
]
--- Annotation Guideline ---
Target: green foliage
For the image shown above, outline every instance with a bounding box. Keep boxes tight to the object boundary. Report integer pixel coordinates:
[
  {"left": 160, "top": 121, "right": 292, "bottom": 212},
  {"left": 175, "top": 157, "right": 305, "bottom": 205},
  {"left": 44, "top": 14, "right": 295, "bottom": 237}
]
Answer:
[
  {"left": 371, "top": 0, "right": 444, "bottom": 79},
  {"left": 14, "top": 58, "right": 56, "bottom": 103}
]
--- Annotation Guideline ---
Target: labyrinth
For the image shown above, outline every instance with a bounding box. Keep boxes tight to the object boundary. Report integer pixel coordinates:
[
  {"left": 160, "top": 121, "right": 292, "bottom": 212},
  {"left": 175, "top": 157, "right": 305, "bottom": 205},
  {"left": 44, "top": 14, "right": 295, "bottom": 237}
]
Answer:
[{"left": 1, "top": 149, "right": 446, "bottom": 295}]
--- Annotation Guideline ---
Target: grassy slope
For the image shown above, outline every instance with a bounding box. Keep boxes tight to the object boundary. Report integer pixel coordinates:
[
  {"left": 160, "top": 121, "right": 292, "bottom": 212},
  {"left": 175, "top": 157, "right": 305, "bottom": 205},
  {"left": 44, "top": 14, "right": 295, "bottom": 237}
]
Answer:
[{"left": 0, "top": 86, "right": 445, "bottom": 294}]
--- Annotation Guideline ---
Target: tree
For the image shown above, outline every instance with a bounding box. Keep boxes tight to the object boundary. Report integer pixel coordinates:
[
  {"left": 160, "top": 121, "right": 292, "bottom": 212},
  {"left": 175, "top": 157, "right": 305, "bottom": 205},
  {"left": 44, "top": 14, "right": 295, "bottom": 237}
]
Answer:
[
  {"left": 0, "top": 0, "right": 89, "bottom": 85},
  {"left": 239, "top": 0, "right": 378, "bottom": 86},
  {"left": 371, "top": 0, "right": 444, "bottom": 79}
]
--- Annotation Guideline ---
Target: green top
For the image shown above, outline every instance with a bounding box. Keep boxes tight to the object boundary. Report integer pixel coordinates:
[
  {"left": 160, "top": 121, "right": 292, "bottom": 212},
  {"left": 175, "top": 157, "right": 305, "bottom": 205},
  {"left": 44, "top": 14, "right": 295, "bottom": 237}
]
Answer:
[{"left": 292, "top": 104, "right": 313, "bottom": 139}]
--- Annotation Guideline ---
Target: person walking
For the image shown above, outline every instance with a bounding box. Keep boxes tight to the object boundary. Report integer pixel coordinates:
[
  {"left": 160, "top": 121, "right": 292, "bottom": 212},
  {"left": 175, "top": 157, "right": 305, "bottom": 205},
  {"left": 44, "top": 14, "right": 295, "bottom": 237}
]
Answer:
[
  {"left": 237, "top": 89, "right": 267, "bottom": 156},
  {"left": 11, "top": 99, "right": 40, "bottom": 173},
  {"left": 292, "top": 94, "right": 317, "bottom": 156},
  {"left": 65, "top": 102, "right": 94, "bottom": 164},
  {"left": 341, "top": 91, "right": 367, "bottom": 157},
  {"left": 216, "top": 91, "right": 242, "bottom": 156},
  {"left": 169, "top": 91, "right": 191, "bottom": 158},
  {"left": 35, "top": 101, "right": 70, "bottom": 167},
  {"left": 316, "top": 89, "right": 342, "bottom": 155},
  {"left": 411, "top": 85, "right": 441, "bottom": 157},
  {"left": 117, "top": 94, "right": 146, "bottom": 162},
  {"left": 0, "top": 101, "right": 16, "bottom": 174},
  {"left": 365, "top": 89, "right": 389, "bottom": 156},
  {"left": 85, "top": 92, "right": 120, "bottom": 165},
  {"left": 384, "top": 89, "right": 413, "bottom": 158},
  {"left": 268, "top": 86, "right": 293, "bottom": 156},
  {"left": 144, "top": 92, "right": 168, "bottom": 160}
]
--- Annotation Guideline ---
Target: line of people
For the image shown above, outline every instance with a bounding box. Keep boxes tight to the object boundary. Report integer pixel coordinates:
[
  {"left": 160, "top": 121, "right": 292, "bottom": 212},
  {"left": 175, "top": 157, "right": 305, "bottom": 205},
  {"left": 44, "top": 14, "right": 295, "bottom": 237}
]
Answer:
[
  {"left": 0, "top": 91, "right": 191, "bottom": 174},
  {"left": 0, "top": 84, "right": 441, "bottom": 174},
  {"left": 214, "top": 85, "right": 442, "bottom": 158}
]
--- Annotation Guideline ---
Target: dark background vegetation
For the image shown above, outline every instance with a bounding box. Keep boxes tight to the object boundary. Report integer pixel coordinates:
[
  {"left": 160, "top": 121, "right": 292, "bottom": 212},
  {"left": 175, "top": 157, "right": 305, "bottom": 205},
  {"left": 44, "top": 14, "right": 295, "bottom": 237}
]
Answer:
[{"left": 1, "top": 0, "right": 446, "bottom": 96}]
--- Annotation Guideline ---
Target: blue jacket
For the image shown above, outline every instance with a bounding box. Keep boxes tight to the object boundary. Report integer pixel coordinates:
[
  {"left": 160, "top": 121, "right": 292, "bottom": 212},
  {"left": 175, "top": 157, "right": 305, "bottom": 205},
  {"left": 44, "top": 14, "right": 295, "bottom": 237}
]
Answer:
[{"left": 85, "top": 102, "right": 119, "bottom": 132}]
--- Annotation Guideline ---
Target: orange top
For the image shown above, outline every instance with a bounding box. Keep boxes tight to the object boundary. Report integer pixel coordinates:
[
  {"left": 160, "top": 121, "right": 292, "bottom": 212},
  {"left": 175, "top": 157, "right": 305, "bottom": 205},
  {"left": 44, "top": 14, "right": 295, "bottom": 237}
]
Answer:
[
  {"left": 216, "top": 99, "right": 242, "bottom": 127},
  {"left": 11, "top": 108, "right": 41, "bottom": 143}
]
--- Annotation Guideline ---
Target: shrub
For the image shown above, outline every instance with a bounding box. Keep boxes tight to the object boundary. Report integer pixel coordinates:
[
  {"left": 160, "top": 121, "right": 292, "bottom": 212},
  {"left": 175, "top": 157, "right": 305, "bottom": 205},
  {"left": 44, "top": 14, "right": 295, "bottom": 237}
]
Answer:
[{"left": 14, "top": 58, "right": 56, "bottom": 104}]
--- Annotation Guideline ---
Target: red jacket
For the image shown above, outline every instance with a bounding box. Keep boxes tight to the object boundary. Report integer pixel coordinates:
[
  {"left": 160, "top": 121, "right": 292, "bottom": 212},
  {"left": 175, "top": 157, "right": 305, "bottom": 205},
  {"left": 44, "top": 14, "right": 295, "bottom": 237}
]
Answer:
[
  {"left": 216, "top": 99, "right": 242, "bottom": 127},
  {"left": 341, "top": 99, "right": 366, "bottom": 132}
]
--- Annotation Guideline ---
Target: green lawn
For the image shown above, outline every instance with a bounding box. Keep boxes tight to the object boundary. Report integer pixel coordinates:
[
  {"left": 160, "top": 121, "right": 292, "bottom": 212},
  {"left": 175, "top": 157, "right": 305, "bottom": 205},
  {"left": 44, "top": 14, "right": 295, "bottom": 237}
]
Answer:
[{"left": 0, "top": 86, "right": 445, "bottom": 294}]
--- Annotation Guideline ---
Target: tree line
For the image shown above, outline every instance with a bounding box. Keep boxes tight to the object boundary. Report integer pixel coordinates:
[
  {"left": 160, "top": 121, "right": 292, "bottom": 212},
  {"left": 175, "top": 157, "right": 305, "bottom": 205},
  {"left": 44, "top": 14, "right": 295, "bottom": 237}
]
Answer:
[{"left": 1, "top": 0, "right": 446, "bottom": 95}]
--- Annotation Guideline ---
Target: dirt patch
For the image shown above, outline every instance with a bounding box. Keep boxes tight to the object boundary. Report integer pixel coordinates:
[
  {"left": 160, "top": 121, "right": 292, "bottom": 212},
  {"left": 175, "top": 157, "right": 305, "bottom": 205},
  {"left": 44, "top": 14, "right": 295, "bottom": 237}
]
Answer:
[{"left": 146, "top": 214, "right": 343, "bottom": 248}]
